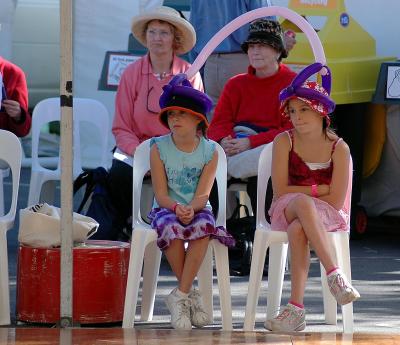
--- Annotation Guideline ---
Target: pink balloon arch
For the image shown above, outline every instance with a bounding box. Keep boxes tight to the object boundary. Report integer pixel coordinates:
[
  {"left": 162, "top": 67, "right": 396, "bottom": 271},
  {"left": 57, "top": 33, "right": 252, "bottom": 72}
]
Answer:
[{"left": 185, "top": 6, "right": 327, "bottom": 79}]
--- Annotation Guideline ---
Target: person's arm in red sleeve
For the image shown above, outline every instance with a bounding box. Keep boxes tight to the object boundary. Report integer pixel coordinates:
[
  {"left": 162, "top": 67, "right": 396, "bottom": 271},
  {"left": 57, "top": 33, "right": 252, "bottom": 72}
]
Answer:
[
  {"left": 207, "top": 81, "right": 238, "bottom": 142},
  {"left": 4, "top": 68, "right": 31, "bottom": 137},
  {"left": 248, "top": 111, "right": 293, "bottom": 148}
]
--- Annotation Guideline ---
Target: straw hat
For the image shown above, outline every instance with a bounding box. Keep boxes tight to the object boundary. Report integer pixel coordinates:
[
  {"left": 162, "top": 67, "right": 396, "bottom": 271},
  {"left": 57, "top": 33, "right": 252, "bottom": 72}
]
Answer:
[{"left": 131, "top": 6, "right": 196, "bottom": 55}]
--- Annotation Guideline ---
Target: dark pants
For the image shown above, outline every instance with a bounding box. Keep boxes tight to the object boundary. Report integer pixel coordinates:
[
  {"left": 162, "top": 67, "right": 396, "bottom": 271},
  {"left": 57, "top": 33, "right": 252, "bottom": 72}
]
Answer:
[
  {"left": 108, "top": 159, "right": 133, "bottom": 239},
  {"left": 210, "top": 176, "right": 272, "bottom": 222}
]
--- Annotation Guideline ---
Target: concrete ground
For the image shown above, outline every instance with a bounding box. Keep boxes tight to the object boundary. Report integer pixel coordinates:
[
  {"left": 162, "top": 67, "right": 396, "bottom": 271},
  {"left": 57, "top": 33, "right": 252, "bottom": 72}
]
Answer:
[{"left": 4, "top": 168, "right": 400, "bottom": 333}]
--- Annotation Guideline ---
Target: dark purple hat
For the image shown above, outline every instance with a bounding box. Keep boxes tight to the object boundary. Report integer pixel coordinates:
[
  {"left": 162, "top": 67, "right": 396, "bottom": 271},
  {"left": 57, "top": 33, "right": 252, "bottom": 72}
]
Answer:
[
  {"left": 279, "top": 63, "right": 335, "bottom": 124},
  {"left": 241, "top": 19, "right": 287, "bottom": 59},
  {"left": 159, "top": 74, "right": 212, "bottom": 129}
]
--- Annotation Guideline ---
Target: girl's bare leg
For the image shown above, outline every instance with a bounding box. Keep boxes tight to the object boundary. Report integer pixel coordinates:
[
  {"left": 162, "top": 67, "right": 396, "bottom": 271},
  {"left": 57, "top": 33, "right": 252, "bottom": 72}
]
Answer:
[
  {"left": 284, "top": 195, "right": 336, "bottom": 271},
  {"left": 164, "top": 239, "right": 186, "bottom": 282},
  {"left": 179, "top": 237, "right": 210, "bottom": 293},
  {"left": 287, "top": 219, "right": 309, "bottom": 305}
]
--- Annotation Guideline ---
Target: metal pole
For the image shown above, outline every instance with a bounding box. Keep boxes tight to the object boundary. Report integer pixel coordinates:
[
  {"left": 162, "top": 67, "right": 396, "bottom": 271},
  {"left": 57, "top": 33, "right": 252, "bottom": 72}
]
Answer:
[{"left": 59, "top": 0, "right": 74, "bottom": 328}]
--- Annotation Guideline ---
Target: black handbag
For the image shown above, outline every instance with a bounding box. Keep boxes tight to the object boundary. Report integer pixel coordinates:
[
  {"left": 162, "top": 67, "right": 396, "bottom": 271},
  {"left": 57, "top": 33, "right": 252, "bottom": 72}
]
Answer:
[
  {"left": 73, "top": 167, "right": 120, "bottom": 240},
  {"left": 226, "top": 204, "right": 256, "bottom": 276}
]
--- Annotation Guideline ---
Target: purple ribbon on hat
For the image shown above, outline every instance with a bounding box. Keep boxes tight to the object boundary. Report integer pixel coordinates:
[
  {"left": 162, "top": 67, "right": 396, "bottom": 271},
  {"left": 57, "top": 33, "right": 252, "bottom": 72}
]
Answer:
[
  {"left": 279, "top": 63, "right": 335, "bottom": 114},
  {"left": 159, "top": 73, "right": 212, "bottom": 112}
]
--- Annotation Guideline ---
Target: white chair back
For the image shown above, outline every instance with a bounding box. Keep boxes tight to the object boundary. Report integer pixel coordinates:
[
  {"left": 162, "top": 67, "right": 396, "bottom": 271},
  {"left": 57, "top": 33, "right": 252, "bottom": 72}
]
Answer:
[
  {"left": 256, "top": 143, "right": 273, "bottom": 226},
  {"left": 31, "top": 97, "right": 109, "bottom": 173},
  {"left": 0, "top": 130, "right": 22, "bottom": 325},
  {"left": 28, "top": 97, "right": 110, "bottom": 206}
]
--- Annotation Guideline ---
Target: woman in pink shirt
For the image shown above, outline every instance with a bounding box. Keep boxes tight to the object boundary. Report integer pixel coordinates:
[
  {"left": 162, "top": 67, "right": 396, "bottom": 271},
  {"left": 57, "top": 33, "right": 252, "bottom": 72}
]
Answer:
[{"left": 108, "top": 6, "right": 203, "bottom": 240}]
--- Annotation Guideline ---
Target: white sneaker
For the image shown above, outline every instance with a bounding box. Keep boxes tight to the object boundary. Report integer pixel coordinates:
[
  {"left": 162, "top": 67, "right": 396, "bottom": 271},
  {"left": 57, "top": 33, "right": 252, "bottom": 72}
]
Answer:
[
  {"left": 327, "top": 270, "right": 360, "bottom": 305},
  {"left": 264, "top": 303, "right": 306, "bottom": 332},
  {"left": 165, "top": 288, "right": 192, "bottom": 330},
  {"left": 189, "top": 289, "right": 211, "bottom": 328}
]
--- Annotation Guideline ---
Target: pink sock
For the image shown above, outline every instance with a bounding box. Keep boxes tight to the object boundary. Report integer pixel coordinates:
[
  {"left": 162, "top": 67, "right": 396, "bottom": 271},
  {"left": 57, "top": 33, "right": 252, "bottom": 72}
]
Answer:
[
  {"left": 326, "top": 267, "right": 339, "bottom": 276},
  {"left": 289, "top": 301, "right": 304, "bottom": 309}
]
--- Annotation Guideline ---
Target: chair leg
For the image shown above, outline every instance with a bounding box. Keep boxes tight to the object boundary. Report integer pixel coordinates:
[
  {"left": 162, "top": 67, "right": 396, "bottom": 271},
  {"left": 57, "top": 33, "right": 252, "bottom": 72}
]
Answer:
[
  {"left": 238, "top": 191, "right": 253, "bottom": 216},
  {"left": 27, "top": 172, "right": 46, "bottom": 206},
  {"left": 0, "top": 176, "right": 4, "bottom": 217},
  {"left": 321, "top": 262, "right": 337, "bottom": 325},
  {"left": 266, "top": 242, "right": 288, "bottom": 320},
  {"left": 41, "top": 180, "right": 57, "bottom": 205},
  {"left": 0, "top": 169, "right": 9, "bottom": 216},
  {"left": 122, "top": 231, "right": 148, "bottom": 328},
  {"left": 0, "top": 232, "right": 10, "bottom": 325},
  {"left": 338, "top": 233, "right": 354, "bottom": 333},
  {"left": 140, "top": 241, "right": 162, "bottom": 321},
  {"left": 197, "top": 245, "right": 214, "bottom": 322},
  {"left": 212, "top": 240, "right": 232, "bottom": 330},
  {"left": 243, "top": 229, "right": 269, "bottom": 331},
  {"left": 140, "top": 183, "right": 154, "bottom": 224}
]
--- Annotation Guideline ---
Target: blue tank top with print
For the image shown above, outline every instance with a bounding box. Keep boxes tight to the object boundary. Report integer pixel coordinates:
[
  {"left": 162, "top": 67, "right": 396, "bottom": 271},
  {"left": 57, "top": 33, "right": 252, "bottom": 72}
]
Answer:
[{"left": 150, "top": 134, "right": 215, "bottom": 207}]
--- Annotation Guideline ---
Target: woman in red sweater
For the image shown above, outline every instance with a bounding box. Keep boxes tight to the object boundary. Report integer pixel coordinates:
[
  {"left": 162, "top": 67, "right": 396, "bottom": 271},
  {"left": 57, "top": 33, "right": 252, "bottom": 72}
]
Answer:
[
  {"left": 0, "top": 56, "right": 31, "bottom": 137},
  {"left": 208, "top": 19, "right": 296, "bottom": 215}
]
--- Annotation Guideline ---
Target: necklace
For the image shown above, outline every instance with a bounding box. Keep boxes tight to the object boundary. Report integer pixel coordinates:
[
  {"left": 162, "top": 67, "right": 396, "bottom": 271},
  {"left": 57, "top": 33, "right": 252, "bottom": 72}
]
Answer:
[
  {"left": 181, "top": 137, "right": 199, "bottom": 170},
  {"left": 172, "top": 135, "right": 199, "bottom": 154},
  {"left": 187, "top": 137, "right": 198, "bottom": 154}
]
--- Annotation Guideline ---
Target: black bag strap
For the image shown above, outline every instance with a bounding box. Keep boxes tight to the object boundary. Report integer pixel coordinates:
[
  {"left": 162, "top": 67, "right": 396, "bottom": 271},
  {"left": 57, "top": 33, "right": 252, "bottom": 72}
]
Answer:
[{"left": 74, "top": 167, "right": 110, "bottom": 213}]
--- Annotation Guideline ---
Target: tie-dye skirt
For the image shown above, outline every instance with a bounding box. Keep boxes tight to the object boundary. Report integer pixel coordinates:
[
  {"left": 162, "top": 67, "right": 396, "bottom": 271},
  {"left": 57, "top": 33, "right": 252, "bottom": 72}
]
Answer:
[{"left": 148, "top": 207, "right": 236, "bottom": 250}]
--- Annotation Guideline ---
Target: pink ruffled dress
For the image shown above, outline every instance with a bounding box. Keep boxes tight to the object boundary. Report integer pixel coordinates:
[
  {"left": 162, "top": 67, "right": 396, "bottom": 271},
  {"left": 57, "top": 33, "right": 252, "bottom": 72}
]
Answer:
[{"left": 269, "top": 131, "right": 349, "bottom": 232}]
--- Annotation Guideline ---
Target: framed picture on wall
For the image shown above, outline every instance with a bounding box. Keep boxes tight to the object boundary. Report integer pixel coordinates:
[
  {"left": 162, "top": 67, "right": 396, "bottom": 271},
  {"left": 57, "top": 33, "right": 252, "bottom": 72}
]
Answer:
[
  {"left": 106, "top": 53, "right": 139, "bottom": 87},
  {"left": 386, "top": 66, "right": 400, "bottom": 99}
]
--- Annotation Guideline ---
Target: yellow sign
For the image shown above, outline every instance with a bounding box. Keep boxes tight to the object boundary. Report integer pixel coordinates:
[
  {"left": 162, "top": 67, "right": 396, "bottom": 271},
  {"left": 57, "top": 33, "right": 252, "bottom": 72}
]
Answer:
[
  {"left": 282, "top": 0, "right": 396, "bottom": 104},
  {"left": 291, "top": 0, "right": 337, "bottom": 10}
]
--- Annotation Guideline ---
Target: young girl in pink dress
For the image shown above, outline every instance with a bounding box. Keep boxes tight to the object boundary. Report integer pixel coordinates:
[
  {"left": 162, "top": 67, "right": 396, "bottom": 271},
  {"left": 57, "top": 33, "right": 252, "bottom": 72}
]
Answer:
[{"left": 266, "top": 63, "right": 360, "bottom": 332}]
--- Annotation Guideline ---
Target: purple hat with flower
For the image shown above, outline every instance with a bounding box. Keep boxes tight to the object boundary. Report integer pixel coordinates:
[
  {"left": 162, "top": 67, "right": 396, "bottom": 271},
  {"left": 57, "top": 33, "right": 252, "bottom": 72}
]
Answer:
[
  {"left": 279, "top": 63, "right": 335, "bottom": 125},
  {"left": 159, "top": 74, "right": 212, "bottom": 129}
]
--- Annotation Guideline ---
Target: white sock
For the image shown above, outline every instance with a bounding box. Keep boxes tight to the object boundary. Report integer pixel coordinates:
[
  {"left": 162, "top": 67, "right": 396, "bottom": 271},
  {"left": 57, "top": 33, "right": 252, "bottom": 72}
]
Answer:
[
  {"left": 327, "top": 268, "right": 341, "bottom": 278},
  {"left": 175, "top": 288, "right": 189, "bottom": 298}
]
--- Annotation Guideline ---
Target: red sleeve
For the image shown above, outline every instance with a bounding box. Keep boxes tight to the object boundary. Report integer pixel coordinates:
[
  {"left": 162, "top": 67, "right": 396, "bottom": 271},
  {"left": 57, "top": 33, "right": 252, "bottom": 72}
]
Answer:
[
  {"left": 2, "top": 63, "right": 31, "bottom": 137},
  {"left": 9, "top": 70, "right": 31, "bottom": 137}
]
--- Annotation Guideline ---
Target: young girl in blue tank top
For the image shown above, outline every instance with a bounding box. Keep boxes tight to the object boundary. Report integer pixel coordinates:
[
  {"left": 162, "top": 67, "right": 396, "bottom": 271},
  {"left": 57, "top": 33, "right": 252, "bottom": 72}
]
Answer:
[
  {"left": 266, "top": 63, "right": 360, "bottom": 332},
  {"left": 148, "top": 75, "right": 235, "bottom": 330}
]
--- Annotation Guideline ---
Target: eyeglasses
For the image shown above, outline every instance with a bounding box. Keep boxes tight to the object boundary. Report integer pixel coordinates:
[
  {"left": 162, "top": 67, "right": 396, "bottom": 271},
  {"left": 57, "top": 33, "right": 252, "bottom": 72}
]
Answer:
[{"left": 146, "top": 29, "right": 173, "bottom": 39}]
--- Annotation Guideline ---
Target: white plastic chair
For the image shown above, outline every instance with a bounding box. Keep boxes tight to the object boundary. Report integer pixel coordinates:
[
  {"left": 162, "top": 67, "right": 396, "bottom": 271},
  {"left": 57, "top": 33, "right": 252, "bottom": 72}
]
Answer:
[
  {"left": 0, "top": 130, "right": 22, "bottom": 325},
  {"left": 27, "top": 97, "right": 110, "bottom": 206},
  {"left": 123, "top": 139, "right": 232, "bottom": 330},
  {"left": 243, "top": 143, "right": 356, "bottom": 333},
  {"left": 0, "top": 167, "right": 10, "bottom": 216},
  {"left": 227, "top": 181, "right": 253, "bottom": 217}
]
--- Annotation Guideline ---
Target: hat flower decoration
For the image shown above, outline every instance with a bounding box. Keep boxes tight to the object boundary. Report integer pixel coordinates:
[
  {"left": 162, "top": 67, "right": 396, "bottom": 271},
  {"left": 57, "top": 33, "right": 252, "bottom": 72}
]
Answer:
[
  {"left": 279, "top": 63, "right": 336, "bottom": 125},
  {"left": 159, "top": 74, "right": 213, "bottom": 129}
]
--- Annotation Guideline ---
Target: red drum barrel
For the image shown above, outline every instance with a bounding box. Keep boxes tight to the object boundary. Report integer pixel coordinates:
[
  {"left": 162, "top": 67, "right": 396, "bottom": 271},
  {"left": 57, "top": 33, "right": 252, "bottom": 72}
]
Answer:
[{"left": 16, "top": 240, "right": 130, "bottom": 324}]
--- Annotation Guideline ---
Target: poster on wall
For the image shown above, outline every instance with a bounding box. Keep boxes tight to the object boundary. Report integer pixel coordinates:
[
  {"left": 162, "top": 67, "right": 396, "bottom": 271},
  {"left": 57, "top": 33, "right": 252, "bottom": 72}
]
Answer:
[
  {"left": 386, "top": 66, "right": 400, "bottom": 99},
  {"left": 106, "top": 53, "right": 139, "bottom": 87}
]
